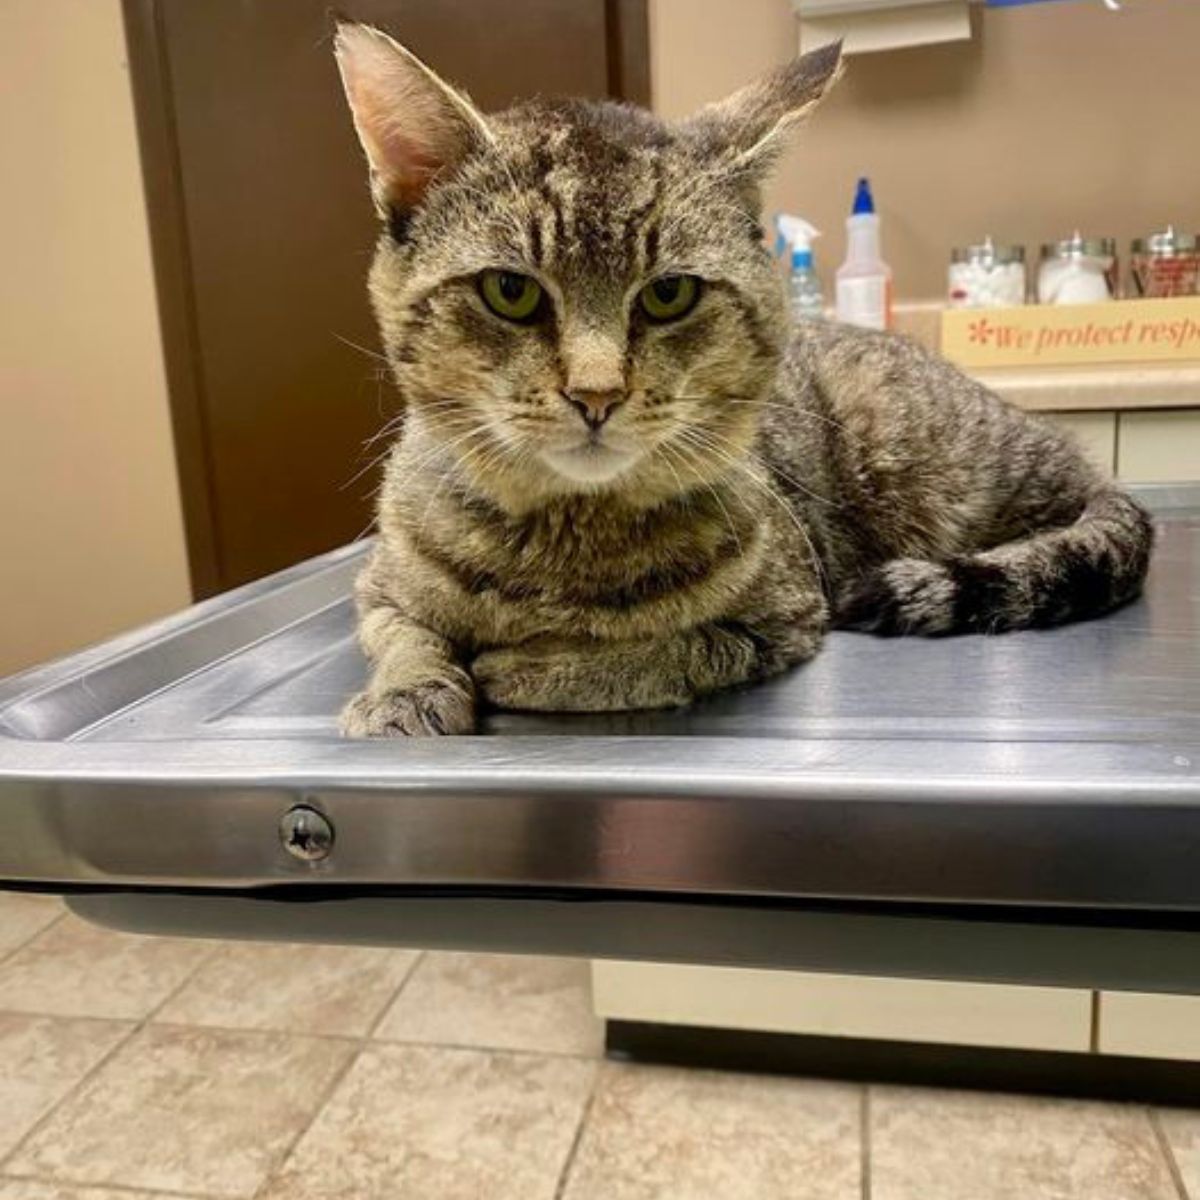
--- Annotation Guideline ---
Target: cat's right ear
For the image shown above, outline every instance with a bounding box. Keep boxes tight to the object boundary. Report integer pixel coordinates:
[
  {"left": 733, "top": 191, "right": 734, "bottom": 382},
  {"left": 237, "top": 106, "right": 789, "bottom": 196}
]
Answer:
[
  {"left": 682, "top": 42, "right": 844, "bottom": 178},
  {"left": 333, "top": 22, "right": 493, "bottom": 222}
]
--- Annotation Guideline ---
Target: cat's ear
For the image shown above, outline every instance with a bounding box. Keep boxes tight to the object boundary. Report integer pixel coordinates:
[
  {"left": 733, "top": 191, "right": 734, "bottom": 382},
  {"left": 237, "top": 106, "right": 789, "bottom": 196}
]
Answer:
[
  {"left": 683, "top": 41, "right": 844, "bottom": 175},
  {"left": 334, "top": 22, "right": 493, "bottom": 220}
]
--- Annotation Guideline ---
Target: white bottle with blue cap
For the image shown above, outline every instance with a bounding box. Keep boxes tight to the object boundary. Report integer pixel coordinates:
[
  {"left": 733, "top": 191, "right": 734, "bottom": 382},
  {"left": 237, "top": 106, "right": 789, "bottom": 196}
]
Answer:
[
  {"left": 775, "top": 214, "right": 826, "bottom": 321},
  {"left": 835, "top": 177, "right": 893, "bottom": 330}
]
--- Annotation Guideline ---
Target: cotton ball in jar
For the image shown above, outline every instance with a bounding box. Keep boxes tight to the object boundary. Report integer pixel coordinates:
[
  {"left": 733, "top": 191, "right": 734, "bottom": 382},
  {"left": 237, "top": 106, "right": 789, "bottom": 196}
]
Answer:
[{"left": 948, "top": 241, "right": 1027, "bottom": 309}]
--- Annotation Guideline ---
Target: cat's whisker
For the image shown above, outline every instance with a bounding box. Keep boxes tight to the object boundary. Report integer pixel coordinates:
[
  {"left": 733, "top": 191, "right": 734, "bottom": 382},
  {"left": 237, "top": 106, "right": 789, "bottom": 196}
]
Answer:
[
  {"left": 333, "top": 332, "right": 389, "bottom": 364},
  {"left": 341, "top": 443, "right": 402, "bottom": 490},
  {"left": 718, "top": 398, "right": 866, "bottom": 445},
  {"left": 672, "top": 427, "right": 830, "bottom": 596},
  {"left": 363, "top": 395, "right": 478, "bottom": 453},
  {"left": 405, "top": 423, "right": 510, "bottom": 543},
  {"left": 693, "top": 423, "right": 840, "bottom": 510},
  {"left": 671, "top": 393, "right": 863, "bottom": 446},
  {"left": 350, "top": 516, "right": 379, "bottom": 544},
  {"left": 395, "top": 424, "right": 498, "bottom": 487},
  {"left": 361, "top": 413, "right": 409, "bottom": 451},
  {"left": 658, "top": 441, "right": 745, "bottom": 557}
]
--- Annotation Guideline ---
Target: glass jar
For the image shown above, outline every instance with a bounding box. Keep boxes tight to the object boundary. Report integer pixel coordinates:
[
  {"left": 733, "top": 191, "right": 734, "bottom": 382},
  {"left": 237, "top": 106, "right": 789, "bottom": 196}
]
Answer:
[
  {"left": 947, "top": 240, "right": 1026, "bottom": 308},
  {"left": 1038, "top": 234, "right": 1118, "bottom": 304},
  {"left": 1130, "top": 228, "right": 1200, "bottom": 298}
]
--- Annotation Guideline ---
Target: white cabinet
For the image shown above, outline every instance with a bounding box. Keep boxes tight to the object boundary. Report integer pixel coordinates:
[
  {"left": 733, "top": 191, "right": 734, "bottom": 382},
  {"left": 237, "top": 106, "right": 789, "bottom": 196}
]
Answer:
[
  {"left": 1117, "top": 410, "right": 1200, "bottom": 482},
  {"left": 1043, "top": 411, "right": 1117, "bottom": 475},
  {"left": 1098, "top": 992, "right": 1200, "bottom": 1062},
  {"left": 1039, "top": 408, "right": 1200, "bottom": 481},
  {"left": 592, "top": 962, "right": 1093, "bottom": 1053}
]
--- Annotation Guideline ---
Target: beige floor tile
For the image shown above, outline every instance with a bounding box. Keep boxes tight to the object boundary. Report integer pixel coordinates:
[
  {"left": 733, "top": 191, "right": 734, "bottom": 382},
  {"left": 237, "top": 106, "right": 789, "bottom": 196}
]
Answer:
[
  {"left": 1157, "top": 1108, "right": 1200, "bottom": 1198},
  {"left": 872, "top": 1087, "right": 1178, "bottom": 1200},
  {"left": 155, "top": 942, "right": 418, "bottom": 1036},
  {"left": 0, "top": 1014, "right": 131, "bottom": 1161},
  {"left": 0, "top": 915, "right": 212, "bottom": 1020},
  {"left": 0, "top": 1183, "right": 163, "bottom": 1199},
  {"left": 0, "top": 893, "right": 62, "bottom": 960},
  {"left": 260, "top": 1043, "right": 595, "bottom": 1200},
  {"left": 374, "top": 953, "right": 603, "bottom": 1056},
  {"left": 7, "top": 1024, "right": 352, "bottom": 1198},
  {"left": 564, "top": 1062, "right": 861, "bottom": 1200}
]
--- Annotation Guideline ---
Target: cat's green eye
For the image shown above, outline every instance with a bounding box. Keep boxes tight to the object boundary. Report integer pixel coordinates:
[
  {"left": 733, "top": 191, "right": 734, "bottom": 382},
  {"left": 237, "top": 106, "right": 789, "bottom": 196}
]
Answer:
[
  {"left": 639, "top": 274, "right": 700, "bottom": 322},
  {"left": 479, "top": 270, "right": 543, "bottom": 322}
]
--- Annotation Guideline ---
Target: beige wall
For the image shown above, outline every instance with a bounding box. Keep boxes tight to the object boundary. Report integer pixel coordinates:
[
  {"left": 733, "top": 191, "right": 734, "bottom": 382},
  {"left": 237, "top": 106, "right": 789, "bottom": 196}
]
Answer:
[
  {"left": 650, "top": 0, "right": 1200, "bottom": 299},
  {"left": 0, "top": 0, "right": 189, "bottom": 677}
]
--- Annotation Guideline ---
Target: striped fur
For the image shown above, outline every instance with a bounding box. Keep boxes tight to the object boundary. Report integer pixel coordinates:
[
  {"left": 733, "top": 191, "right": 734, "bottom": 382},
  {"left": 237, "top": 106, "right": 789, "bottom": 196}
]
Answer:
[{"left": 332, "top": 25, "right": 1153, "bottom": 737}]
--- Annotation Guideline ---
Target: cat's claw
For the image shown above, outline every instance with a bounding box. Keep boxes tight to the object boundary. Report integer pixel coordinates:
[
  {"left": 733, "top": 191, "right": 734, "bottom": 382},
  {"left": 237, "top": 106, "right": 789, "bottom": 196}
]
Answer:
[{"left": 340, "top": 679, "right": 475, "bottom": 737}]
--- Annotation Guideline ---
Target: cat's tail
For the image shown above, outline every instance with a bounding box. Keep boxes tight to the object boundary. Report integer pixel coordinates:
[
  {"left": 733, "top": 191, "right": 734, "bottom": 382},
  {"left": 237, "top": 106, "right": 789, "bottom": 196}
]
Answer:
[{"left": 836, "top": 486, "right": 1154, "bottom": 636}]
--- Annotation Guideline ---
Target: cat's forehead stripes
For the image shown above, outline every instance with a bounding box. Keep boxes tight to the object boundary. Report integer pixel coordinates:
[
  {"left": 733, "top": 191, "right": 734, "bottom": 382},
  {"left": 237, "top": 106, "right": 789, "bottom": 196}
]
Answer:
[{"left": 468, "top": 102, "right": 679, "bottom": 292}]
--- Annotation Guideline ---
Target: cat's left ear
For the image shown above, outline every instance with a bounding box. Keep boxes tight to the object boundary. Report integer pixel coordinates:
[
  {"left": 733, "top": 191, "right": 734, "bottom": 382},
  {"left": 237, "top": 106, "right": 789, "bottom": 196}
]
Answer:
[
  {"left": 334, "top": 22, "right": 494, "bottom": 221},
  {"left": 683, "top": 41, "right": 844, "bottom": 175}
]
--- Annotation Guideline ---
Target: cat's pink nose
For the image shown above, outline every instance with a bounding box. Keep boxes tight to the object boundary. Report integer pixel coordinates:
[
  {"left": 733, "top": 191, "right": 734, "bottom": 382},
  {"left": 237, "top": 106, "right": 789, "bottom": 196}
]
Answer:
[{"left": 563, "top": 389, "right": 625, "bottom": 431}]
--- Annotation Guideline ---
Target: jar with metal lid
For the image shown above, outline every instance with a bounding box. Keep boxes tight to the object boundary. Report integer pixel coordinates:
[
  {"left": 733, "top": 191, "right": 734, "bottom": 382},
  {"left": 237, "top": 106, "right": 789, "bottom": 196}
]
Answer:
[
  {"left": 947, "top": 239, "right": 1026, "bottom": 308},
  {"left": 1038, "top": 234, "right": 1118, "bottom": 304},
  {"left": 1130, "top": 227, "right": 1200, "bottom": 298}
]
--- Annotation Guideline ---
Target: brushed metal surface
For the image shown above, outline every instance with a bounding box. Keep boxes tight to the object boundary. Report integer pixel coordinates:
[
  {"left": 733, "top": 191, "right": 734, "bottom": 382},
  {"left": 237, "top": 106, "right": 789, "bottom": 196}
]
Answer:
[{"left": 1, "top": 485, "right": 1197, "bottom": 909}]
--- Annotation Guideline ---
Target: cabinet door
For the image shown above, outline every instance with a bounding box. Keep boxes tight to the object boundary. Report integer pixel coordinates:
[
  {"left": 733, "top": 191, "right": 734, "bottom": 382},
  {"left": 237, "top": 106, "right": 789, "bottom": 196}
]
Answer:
[
  {"left": 1098, "top": 992, "right": 1200, "bottom": 1061},
  {"left": 125, "top": 0, "right": 648, "bottom": 594},
  {"left": 1117, "top": 410, "right": 1200, "bottom": 482}
]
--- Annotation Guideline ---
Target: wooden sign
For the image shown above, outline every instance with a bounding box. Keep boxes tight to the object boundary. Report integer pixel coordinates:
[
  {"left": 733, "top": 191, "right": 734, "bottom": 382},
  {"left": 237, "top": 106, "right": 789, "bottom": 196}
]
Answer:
[{"left": 941, "top": 297, "right": 1200, "bottom": 369}]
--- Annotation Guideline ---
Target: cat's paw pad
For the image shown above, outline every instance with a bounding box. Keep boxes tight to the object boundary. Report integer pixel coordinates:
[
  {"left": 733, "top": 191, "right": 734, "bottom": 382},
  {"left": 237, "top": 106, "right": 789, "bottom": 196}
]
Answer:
[
  {"left": 837, "top": 559, "right": 955, "bottom": 636},
  {"left": 340, "top": 679, "right": 475, "bottom": 738}
]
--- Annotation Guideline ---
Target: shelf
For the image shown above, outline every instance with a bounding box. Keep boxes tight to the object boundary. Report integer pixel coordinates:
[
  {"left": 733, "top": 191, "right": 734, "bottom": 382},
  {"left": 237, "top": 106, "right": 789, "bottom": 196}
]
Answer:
[{"left": 892, "top": 304, "right": 1200, "bottom": 412}]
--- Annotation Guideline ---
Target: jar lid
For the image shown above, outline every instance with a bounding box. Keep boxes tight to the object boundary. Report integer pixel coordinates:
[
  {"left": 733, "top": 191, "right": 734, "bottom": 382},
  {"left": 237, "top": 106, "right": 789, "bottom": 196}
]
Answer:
[
  {"left": 1040, "top": 233, "right": 1116, "bottom": 259},
  {"left": 1132, "top": 227, "right": 1199, "bottom": 255},
  {"left": 951, "top": 238, "right": 1025, "bottom": 265}
]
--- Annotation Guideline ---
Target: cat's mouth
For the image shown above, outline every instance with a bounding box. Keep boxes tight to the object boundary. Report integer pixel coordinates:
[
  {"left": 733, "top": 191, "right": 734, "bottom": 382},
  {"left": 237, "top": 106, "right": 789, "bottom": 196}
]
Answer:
[{"left": 540, "top": 435, "right": 641, "bottom": 485}]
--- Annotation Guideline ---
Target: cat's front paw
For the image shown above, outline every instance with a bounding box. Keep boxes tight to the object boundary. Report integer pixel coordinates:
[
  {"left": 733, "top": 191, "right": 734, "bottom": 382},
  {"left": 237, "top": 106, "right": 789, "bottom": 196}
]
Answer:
[
  {"left": 472, "top": 640, "right": 578, "bottom": 712},
  {"left": 340, "top": 679, "right": 475, "bottom": 737}
]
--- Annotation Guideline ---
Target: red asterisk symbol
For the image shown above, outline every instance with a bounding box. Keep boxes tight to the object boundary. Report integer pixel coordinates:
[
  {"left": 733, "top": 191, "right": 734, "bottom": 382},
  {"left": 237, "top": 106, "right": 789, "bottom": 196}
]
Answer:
[{"left": 968, "top": 318, "right": 993, "bottom": 346}]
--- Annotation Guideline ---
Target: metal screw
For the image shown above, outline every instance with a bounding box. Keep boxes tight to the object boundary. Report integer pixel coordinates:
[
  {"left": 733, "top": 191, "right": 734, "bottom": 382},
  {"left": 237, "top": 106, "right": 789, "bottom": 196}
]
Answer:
[{"left": 279, "top": 805, "right": 334, "bottom": 863}]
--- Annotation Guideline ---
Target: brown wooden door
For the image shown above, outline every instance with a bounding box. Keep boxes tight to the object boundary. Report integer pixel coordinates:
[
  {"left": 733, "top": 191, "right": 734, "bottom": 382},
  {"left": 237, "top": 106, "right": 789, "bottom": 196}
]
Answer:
[{"left": 124, "top": 1, "right": 648, "bottom": 596}]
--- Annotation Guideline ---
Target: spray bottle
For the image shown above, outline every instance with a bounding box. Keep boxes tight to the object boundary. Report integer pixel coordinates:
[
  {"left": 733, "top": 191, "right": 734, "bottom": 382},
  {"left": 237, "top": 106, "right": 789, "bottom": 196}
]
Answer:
[
  {"left": 835, "top": 177, "right": 893, "bottom": 330},
  {"left": 775, "top": 214, "right": 826, "bottom": 321}
]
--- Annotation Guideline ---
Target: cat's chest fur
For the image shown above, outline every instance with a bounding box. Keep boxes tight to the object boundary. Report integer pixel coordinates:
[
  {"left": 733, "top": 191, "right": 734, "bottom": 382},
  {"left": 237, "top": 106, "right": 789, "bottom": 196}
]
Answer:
[{"left": 383, "top": 482, "right": 769, "bottom": 649}]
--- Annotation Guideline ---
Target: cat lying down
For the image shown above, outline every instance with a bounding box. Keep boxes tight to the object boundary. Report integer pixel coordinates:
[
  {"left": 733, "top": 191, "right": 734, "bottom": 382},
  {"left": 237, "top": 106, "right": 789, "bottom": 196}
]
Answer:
[{"left": 332, "top": 22, "right": 1152, "bottom": 737}]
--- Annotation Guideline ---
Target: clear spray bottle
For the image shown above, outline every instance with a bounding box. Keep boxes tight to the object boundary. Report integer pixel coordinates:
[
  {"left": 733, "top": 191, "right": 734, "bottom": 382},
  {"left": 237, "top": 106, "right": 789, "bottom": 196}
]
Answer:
[{"left": 775, "top": 214, "right": 826, "bottom": 322}]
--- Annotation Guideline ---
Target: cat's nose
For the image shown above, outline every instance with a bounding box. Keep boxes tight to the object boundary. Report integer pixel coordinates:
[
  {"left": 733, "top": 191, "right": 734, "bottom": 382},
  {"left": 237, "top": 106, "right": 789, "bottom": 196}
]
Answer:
[{"left": 563, "top": 389, "right": 625, "bottom": 430}]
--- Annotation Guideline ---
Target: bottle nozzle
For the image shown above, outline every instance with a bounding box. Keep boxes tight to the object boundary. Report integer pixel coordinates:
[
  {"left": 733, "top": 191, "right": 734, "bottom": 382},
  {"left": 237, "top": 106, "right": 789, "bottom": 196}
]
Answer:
[
  {"left": 775, "top": 214, "right": 821, "bottom": 256},
  {"left": 851, "top": 177, "right": 875, "bottom": 216}
]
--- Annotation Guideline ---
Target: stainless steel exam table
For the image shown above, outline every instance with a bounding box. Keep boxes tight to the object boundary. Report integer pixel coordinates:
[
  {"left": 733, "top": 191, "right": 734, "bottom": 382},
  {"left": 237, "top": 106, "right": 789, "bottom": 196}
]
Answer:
[{"left": 2, "top": 484, "right": 1198, "bottom": 995}]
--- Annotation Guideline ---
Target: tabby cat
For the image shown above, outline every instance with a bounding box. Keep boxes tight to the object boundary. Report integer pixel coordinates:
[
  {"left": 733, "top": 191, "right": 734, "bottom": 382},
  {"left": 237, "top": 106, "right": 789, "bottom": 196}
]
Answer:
[{"left": 333, "top": 23, "right": 1152, "bottom": 737}]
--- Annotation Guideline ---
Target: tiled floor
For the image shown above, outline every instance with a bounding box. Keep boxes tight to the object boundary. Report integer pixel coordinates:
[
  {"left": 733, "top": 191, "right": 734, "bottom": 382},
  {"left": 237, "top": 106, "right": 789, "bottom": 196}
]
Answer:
[{"left": 0, "top": 891, "right": 1196, "bottom": 1200}]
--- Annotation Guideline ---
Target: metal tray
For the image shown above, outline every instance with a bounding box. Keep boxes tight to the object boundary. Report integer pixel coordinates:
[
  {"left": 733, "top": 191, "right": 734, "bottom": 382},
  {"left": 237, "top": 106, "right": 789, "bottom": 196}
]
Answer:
[{"left": 2, "top": 484, "right": 1198, "bottom": 989}]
